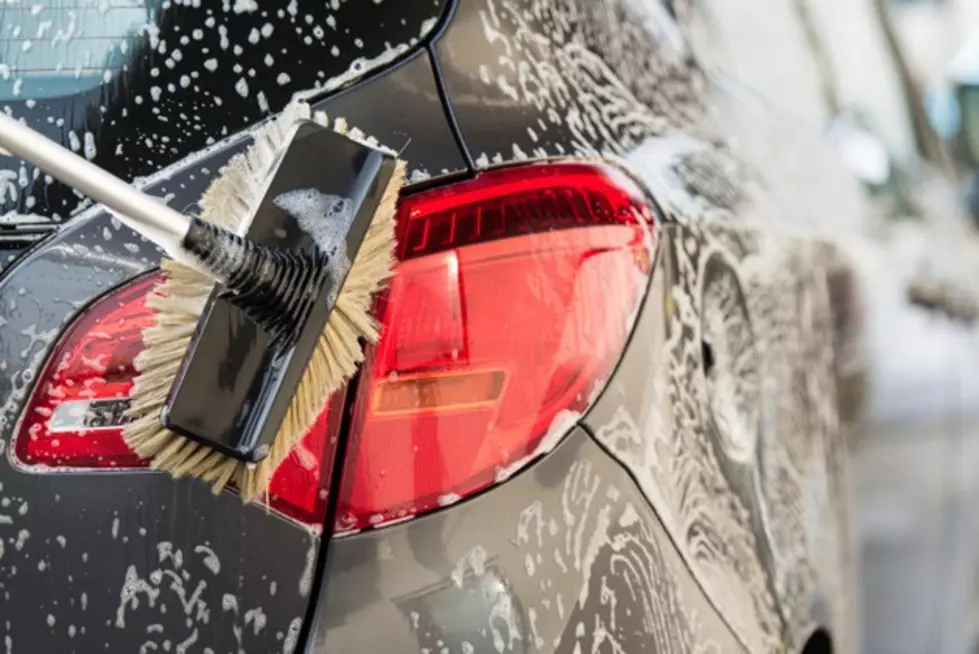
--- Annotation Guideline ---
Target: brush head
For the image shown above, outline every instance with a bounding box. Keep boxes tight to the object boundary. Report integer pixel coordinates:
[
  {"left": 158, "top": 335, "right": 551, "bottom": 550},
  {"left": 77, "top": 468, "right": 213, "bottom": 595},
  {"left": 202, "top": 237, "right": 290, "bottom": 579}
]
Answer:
[
  {"left": 123, "top": 102, "right": 405, "bottom": 500},
  {"left": 162, "top": 121, "right": 396, "bottom": 464}
]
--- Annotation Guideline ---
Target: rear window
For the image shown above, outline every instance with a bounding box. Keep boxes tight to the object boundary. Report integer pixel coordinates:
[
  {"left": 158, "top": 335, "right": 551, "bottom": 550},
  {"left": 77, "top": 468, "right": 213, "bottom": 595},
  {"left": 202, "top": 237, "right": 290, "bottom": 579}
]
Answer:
[
  {"left": 0, "top": 1, "right": 156, "bottom": 101},
  {"left": 0, "top": 0, "right": 448, "bottom": 221}
]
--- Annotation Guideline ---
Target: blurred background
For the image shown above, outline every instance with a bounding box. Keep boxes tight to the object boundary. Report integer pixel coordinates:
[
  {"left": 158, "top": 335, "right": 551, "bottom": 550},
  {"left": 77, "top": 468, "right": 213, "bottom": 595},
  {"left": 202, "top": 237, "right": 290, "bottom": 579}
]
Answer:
[{"left": 678, "top": 1, "right": 979, "bottom": 652}]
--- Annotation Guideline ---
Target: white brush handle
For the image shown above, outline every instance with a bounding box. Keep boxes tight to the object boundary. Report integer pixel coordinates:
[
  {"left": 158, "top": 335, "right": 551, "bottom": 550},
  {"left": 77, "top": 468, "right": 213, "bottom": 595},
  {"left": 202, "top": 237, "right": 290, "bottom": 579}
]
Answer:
[{"left": 0, "top": 112, "right": 191, "bottom": 257}]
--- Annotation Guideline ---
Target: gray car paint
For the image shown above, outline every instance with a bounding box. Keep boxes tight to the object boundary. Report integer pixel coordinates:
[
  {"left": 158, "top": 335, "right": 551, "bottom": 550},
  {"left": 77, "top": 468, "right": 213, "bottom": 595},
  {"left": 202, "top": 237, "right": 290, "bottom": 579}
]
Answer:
[
  {"left": 312, "top": 426, "right": 745, "bottom": 654},
  {"left": 584, "top": 222, "right": 853, "bottom": 652}
]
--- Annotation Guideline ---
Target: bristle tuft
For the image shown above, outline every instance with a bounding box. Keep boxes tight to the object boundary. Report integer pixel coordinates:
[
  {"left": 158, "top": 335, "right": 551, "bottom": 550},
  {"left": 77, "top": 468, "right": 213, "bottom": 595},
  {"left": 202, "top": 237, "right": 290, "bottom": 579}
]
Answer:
[{"left": 122, "top": 99, "right": 404, "bottom": 504}]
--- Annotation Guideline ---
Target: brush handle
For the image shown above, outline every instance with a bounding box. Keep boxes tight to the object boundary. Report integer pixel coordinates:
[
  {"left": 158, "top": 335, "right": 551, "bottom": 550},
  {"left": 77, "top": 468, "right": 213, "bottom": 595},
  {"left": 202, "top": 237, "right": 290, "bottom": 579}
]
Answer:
[{"left": 0, "top": 112, "right": 191, "bottom": 256}]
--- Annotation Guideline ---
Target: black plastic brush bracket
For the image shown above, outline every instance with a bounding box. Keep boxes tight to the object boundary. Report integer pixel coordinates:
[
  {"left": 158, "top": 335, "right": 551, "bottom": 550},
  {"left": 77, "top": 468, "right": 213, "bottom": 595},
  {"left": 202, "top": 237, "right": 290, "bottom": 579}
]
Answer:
[
  {"left": 160, "top": 121, "right": 398, "bottom": 463},
  {"left": 180, "top": 219, "right": 333, "bottom": 351}
]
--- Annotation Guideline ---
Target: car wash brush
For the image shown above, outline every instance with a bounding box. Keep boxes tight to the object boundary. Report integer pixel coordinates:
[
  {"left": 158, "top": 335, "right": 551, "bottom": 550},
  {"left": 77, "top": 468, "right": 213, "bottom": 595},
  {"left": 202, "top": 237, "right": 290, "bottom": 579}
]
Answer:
[{"left": 0, "top": 100, "right": 405, "bottom": 501}]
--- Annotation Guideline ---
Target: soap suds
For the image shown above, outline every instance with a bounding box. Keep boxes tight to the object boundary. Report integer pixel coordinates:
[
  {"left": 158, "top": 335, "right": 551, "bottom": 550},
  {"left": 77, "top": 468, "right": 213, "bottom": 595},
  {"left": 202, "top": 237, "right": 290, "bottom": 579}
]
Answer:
[{"left": 273, "top": 189, "right": 355, "bottom": 302}]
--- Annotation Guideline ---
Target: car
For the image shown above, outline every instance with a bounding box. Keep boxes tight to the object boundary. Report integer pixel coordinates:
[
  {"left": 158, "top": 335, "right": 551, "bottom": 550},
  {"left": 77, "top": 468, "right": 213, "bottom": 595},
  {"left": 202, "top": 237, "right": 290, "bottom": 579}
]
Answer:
[{"left": 0, "top": 0, "right": 869, "bottom": 652}]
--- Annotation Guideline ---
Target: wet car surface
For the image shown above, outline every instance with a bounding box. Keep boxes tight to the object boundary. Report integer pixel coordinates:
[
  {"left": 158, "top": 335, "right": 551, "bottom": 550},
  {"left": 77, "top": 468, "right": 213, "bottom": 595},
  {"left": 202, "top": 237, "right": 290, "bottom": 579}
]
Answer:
[{"left": 0, "top": 0, "right": 868, "bottom": 652}]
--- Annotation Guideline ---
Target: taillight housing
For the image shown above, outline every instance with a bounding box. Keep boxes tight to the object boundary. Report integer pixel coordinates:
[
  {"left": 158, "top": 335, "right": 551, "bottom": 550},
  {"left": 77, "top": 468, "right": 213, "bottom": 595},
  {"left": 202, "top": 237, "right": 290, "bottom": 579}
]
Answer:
[
  {"left": 17, "top": 276, "right": 156, "bottom": 470},
  {"left": 333, "top": 162, "right": 656, "bottom": 533},
  {"left": 14, "top": 272, "right": 338, "bottom": 525},
  {"left": 12, "top": 161, "right": 655, "bottom": 533}
]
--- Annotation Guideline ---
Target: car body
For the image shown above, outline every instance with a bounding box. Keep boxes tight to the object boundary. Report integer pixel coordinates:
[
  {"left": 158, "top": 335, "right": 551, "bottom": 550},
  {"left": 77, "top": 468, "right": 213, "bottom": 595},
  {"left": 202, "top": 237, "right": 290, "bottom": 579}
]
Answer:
[{"left": 0, "top": 0, "right": 869, "bottom": 652}]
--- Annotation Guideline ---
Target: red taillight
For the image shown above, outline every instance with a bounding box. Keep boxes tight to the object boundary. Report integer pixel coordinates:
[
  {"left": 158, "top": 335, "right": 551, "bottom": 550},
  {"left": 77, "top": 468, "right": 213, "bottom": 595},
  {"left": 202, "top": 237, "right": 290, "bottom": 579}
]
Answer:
[
  {"left": 15, "top": 273, "right": 335, "bottom": 525},
  {"left": 333, "top": 162, "right": 655, "bottom": 533},
  {"left": 17, "top": 276, "right": 156, "bottom": 470},
  {"left": 13, "top": 161, "right": 655, "bottom": 532}
]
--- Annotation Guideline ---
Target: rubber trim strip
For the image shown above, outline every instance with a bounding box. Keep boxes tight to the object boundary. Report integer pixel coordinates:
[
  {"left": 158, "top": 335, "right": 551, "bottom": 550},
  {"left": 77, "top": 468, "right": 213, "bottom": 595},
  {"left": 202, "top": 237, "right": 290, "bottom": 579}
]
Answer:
[
  {"left": 426, "top": 43, "right": 476, "bottom": 172},
  {"left": 295, "top": 382, "right": 358, "bottom": 653}
]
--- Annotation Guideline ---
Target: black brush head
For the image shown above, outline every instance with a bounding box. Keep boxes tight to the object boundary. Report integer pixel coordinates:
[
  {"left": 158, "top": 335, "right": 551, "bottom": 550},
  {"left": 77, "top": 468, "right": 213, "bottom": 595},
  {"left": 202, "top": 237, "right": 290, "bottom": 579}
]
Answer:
[{"left": 160, "top": 121, "right": 397, "bottom": 463}]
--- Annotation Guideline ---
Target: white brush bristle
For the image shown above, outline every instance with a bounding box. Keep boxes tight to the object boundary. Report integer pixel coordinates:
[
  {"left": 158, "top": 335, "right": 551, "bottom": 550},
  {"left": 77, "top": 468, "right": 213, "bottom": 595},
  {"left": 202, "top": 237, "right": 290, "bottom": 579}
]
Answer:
[{"left": 123, "top": 99, "right": 406, "bottom": 503}]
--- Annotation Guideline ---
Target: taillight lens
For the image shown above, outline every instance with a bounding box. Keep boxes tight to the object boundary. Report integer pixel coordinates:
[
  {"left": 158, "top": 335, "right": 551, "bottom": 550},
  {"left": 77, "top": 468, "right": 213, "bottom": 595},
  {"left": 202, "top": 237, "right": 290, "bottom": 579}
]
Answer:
[
  {"left": 13, "top": 161, "right": 655, "bottom": 532},
  {"left": 17, "top": 276, "right": 156, "bottom": 470},
  {"left": 333, "top": 162, "right": 655, "bottom": 533},
  {"left": 15, "top": 273, "right": 335, "bottom": 525}
]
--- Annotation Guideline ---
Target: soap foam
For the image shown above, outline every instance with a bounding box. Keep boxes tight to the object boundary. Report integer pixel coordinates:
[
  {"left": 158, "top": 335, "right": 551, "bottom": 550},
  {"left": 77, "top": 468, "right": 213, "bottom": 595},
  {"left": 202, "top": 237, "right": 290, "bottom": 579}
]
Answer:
[{"left": 272, "top": 189, "right": 355, "bottom": 303}]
